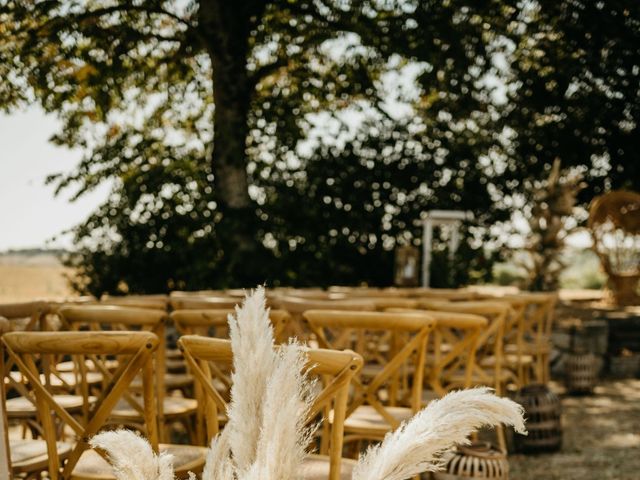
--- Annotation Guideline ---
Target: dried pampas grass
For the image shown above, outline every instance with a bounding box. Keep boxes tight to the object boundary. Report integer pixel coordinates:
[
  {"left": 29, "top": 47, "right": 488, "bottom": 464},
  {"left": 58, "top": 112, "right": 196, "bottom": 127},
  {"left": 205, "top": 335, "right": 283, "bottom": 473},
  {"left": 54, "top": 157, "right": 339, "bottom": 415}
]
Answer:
[
  {"left": 91, "top": 289, "right": 526, "bottom": 480},
  {"left": 92, "top": 287, "right": 316, "bottom": 480},
  {"left": 224, "top": 286, "right": 279, "bottom": 473},
  {"left": 351, "top": 387, "right": 527, "bottom": 480},
  {"left": 90, "top": 430, "right": 175, "bottom": 480}
]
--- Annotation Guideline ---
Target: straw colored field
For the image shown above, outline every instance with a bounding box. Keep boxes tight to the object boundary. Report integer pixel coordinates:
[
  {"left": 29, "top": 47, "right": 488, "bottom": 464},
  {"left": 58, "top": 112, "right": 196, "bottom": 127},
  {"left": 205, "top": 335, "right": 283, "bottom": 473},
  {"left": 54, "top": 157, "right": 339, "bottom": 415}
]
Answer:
[{"left": 0, "top": 253, "right": 74, "bottom": 302}]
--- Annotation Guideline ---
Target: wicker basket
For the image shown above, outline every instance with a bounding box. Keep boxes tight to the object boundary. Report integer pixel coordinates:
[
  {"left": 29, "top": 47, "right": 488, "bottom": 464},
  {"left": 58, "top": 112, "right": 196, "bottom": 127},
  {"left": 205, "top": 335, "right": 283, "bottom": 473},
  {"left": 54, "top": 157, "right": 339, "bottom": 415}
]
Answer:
[
  {"left": 565, "top": 353, "right": 600, "bottom": 393},
  {"left": 513, "top": 383, "right": 562, "bottom": 452},
  {"left": 433, "top": 443, "right": 508, "bottom": 479}
]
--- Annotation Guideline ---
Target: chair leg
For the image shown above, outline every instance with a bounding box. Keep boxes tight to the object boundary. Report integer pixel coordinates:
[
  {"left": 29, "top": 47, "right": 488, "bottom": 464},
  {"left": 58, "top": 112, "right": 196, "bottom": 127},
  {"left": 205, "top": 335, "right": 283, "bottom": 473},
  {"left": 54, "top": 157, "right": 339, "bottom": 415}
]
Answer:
[{"left": 496, "top": 425, "right": 507, "bottom": 453}]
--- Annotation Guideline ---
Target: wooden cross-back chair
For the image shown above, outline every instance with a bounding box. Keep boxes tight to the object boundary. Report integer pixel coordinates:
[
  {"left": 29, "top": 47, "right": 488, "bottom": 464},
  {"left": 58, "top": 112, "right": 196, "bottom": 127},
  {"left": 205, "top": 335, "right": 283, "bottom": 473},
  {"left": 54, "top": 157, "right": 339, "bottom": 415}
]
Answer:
[
  {"left": 502, "top": 292, "right": 558, "bottom": 384},
  {"left": 100, "top": 295, "right": 169, "bottom": 311},
  {"left": 0, "top": 301, "right": 52, "bottom": 332},
  {"left": 0, "top": 302, "right": 103, "bottom": 448},
  {"left": 170, "top": 308, "right": 292, "bottom": 445},
  {"left": 302, "top": 310, "right": 436, "bottom": 443},
  {"left": 385, "top": 308, "right": 487, "bottom": 397},
  {"left": 171, "top": 308, "right": 291, "bottom": 342},
  {"left": 417, "top": 300, "right": 516, "bottom": 393},
  {"left": 2, "top": 330, "right": 203, "bottom": 480},
  {"left": 412, "top": 288, "right": 481, "bottom": 301},
  {"left": 168, "top": 296, "right": 240, "bottom": 311},
  {"left": 57, "top": 305, "right": 196, "bottom": 443},
  {"left": 327, "top": 287, "right": 415, "bottom": 298},
  {"left": 275, "top": 296, "right": 376, "bottom": 340},
  {"left": 391, "top": 305, "right": 516, "bottom": 452},
  {"left": 178, "top": 335, "right": 363, "bottom": 480}
]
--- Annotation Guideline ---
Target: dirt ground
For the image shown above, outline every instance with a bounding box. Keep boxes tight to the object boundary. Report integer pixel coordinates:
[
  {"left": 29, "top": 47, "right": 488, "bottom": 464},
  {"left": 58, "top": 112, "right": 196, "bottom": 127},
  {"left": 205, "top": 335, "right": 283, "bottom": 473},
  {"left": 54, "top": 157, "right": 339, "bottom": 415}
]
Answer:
[{"left": 509, "top": 379, "right": 640, "bottom": 480}]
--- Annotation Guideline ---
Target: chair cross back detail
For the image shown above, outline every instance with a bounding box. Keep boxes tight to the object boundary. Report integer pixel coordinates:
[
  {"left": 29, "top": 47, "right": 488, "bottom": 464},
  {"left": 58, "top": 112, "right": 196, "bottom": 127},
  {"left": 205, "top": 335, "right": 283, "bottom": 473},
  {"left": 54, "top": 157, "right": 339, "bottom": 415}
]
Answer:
[
  {"left": 177, "top": 335, "right": 362, "bottom": 480},
  {"left": 57, "top": 306, "right": 170, "bottom": 440},
  {"left": 386, "top": 308, "right": 486, "bottom": 396},
  {"left": 171, "top": 308, "right": 291, "bottom": 343},
  {"left": 303, "top": 310, "right": 436, "bottom": 432},
  {"left": 2, "top": 331, "right": 158, "bottom": 480}
]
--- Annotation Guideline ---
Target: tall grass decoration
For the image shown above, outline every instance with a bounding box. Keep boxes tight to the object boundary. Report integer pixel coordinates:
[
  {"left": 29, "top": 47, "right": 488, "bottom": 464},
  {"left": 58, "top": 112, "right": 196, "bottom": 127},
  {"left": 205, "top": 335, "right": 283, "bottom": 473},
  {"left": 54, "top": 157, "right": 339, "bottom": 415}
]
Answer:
[{"left": 92, "top": 288, "right": 525, "bottom": 480}]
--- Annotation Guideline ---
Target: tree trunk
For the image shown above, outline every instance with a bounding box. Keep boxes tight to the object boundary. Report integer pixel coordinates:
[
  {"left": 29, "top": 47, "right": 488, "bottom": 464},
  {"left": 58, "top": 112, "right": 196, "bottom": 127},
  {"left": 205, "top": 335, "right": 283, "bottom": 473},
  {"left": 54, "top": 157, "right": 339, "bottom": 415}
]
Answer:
[
  {"left": 198, "top": 0, "right": 269, "bottom": 284},
  {"left": 199, "top": 0, "right": 255, "bottom": 212}
]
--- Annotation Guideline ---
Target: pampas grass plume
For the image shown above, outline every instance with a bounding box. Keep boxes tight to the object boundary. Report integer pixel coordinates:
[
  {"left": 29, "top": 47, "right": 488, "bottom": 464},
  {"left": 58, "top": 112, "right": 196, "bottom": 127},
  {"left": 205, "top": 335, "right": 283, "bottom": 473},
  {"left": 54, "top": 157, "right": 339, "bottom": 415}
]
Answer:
[
  {"left": 90, "top": 430, "right": 175, "bottom": 480},
  {"left": 351, "top": 387, "right": 527, "bottom": 480}
]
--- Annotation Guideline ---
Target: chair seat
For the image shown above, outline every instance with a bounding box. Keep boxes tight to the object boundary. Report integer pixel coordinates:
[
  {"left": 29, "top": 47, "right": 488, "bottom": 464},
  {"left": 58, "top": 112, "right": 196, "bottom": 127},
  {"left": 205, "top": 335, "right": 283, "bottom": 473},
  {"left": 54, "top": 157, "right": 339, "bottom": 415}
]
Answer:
[
  {"left": 360, "top": 363, "right": 415, "bottom": 378},
  {"left": 9, "top": 371, "right": 103, "bottom": 390},
  {"left": 166, "top": 358, "right": 187, "bottom": 373},
  {"left": 480, "top": 353, "right": 534, "bottom": 367},
  {"left": 129, "top": 373, "right": 193, "bottom": 391},
  {"left": 71, "top": 443, "right": 207, "bottom": 480},
  {"left": 11, "top": 439, "right": 73, "bottom": 474},
  {"left": 505, "top": 342, "right": 551, "bottom": 355},
  {"left": 57, "top": 359, "right": 120, "bottom": 373},
  {"left": 342, "top": 405, "right": 414, "bottom": 438},
  {"left": 7, "top": 394, "right": 96, "bottom": 418},
  {"left": 445, "top": 366, "right": 518, "bottom": 388},
  {"left": 300, "top": 453, "right": 357, "bottom": 480},
  {"left": 166, "top": 348, "right": 183, "bottom": 360},
  {"left": 111, "top": 397, "right": 198, "bottom": 421}
]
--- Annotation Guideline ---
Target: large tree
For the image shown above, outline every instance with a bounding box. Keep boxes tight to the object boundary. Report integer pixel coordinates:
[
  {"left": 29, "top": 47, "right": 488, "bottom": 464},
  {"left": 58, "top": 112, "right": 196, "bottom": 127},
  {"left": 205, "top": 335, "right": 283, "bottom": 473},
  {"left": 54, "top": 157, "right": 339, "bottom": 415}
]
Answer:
[
  {"left": 1, "top": 1, "right": 518, "bottom": 292},
  {"left": 505, "top": 0, "right": 640, "bottom": 201},
  {"left": 2, "top": 1, "right": 637, "bottom": 293}
]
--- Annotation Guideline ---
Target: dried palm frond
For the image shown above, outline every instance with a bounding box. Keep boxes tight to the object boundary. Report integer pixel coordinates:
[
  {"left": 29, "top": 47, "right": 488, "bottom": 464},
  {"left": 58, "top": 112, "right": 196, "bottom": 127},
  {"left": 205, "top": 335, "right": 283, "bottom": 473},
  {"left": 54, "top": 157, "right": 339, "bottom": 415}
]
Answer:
[
  {"left": 90, "top": 430, "right": 175, "bottom": 480},
  {"left": 351, "top": 387, "right": 527, "bottom": 480}
]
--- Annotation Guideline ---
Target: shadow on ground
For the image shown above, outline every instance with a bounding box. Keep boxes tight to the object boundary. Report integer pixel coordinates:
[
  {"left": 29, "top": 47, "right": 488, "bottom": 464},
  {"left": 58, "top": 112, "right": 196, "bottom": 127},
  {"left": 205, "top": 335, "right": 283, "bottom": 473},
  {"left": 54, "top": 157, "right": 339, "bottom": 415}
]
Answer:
[{"left": 509, "top": 379, "right": 640, "bottom": 480}]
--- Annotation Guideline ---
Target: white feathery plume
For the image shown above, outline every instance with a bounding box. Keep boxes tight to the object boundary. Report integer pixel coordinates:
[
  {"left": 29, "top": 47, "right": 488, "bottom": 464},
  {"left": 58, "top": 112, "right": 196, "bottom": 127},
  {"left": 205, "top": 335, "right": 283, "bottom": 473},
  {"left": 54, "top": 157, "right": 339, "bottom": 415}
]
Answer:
[
  {"left": 351, "top": 387, "right": 527, "bottom": 480},
  {"left": 90, "top": 430, "right": 175, "bottom": 480},
  {"left": 247, "top": 343, "right": 317, "bottom": 480},
  {"left": 201, "top": 428, "right": 234, "bottom": 480},
  {"left": 225, "top": 286, "right": 277, "bottom": 472}
]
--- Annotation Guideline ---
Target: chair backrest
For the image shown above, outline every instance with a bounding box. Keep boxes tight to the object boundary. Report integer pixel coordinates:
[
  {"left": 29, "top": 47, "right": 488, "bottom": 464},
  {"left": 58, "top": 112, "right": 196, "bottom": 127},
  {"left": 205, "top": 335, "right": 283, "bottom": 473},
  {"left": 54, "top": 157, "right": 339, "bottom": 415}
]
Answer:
[
  {"left": 303, "top": 310, "right": 436, "bottom": 429},
  {"left": 170, "top": 308, "right": 291, "bottom": 343},
  {"left": 412, "top": 288, "right": 481, "bottom": 301},
  {"left": 386, "top": 308, "right": 487, "bottom": 396},
  {"left": 57, "top": 306, "right": 169, "bottom": 439},
  {"left": 100, "top": 295, "right": 168, "bottom": 311},
  {"left": 169, "top": 296, "right": 240, "bottom": 311},
  {"left": 1, "top": 331, "right": 159, "bottom": 480},
  {"left": 417, "top": 300, "right": 510, "bottom": 394},
  {"left": 272, "top": 297, "right": 376, "bottom": 340},
  {"left": 503, "top": 292, "right": 558, "bottom": 345},
  {"left": 177, "top": 335, "right": 362, "bottom": 480},
  {"left": 0, "top": 301, "right": 58, "bottom": 332}
]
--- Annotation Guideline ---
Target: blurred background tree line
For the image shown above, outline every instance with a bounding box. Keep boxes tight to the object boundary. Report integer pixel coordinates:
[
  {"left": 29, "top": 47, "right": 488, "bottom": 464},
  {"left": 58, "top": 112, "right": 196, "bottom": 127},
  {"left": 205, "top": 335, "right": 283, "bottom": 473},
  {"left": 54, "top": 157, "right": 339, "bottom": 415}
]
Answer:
[{"left": 1, "top": 1, "right": 638, "bottom": 294}]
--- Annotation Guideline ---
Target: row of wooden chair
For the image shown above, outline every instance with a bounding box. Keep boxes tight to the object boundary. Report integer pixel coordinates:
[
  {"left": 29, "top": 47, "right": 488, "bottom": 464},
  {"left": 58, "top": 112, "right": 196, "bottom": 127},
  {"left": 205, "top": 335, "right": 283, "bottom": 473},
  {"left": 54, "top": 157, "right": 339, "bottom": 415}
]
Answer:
[{"left": 0, "top": 287, "right": 557, "bottom": 479}]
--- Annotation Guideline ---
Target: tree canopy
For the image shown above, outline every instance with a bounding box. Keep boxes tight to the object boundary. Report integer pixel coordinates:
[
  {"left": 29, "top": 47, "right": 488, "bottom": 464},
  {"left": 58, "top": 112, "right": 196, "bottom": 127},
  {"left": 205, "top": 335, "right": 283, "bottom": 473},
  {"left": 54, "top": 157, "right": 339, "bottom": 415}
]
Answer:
[{"left": 1, "top": 1, "right": 638, "bottom": 294}]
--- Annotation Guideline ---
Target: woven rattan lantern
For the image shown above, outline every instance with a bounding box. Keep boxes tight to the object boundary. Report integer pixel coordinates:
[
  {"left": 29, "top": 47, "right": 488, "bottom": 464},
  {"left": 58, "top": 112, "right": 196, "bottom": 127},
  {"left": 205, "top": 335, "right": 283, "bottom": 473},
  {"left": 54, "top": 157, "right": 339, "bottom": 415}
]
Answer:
[
  {"left": 433, "top": 443, "right": 509, "bottom": 480},
  {"left": 513, "top": 384, "right": 561, "bottom": 452},
  {"left": 565, "top": 353, "right": 599, "bottom": 393}
]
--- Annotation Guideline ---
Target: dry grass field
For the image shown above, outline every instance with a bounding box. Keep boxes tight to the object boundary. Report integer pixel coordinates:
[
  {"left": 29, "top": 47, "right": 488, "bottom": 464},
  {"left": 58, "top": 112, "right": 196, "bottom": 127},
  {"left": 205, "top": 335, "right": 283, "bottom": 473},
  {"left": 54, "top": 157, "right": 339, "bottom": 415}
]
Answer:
[{"left": 0, "top": 253, "right": 74, "bottom": 302}]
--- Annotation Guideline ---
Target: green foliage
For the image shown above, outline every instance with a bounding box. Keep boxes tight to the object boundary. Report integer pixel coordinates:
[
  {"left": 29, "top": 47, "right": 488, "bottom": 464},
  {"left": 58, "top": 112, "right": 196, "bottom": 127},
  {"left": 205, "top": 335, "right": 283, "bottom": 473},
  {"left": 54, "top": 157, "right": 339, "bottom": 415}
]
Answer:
[
  {"left": 0, "top": 0, "right": 638, "bottom": 294},
  {"left": 505, "top": 1, "right": 640, "bottom": 201}
]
